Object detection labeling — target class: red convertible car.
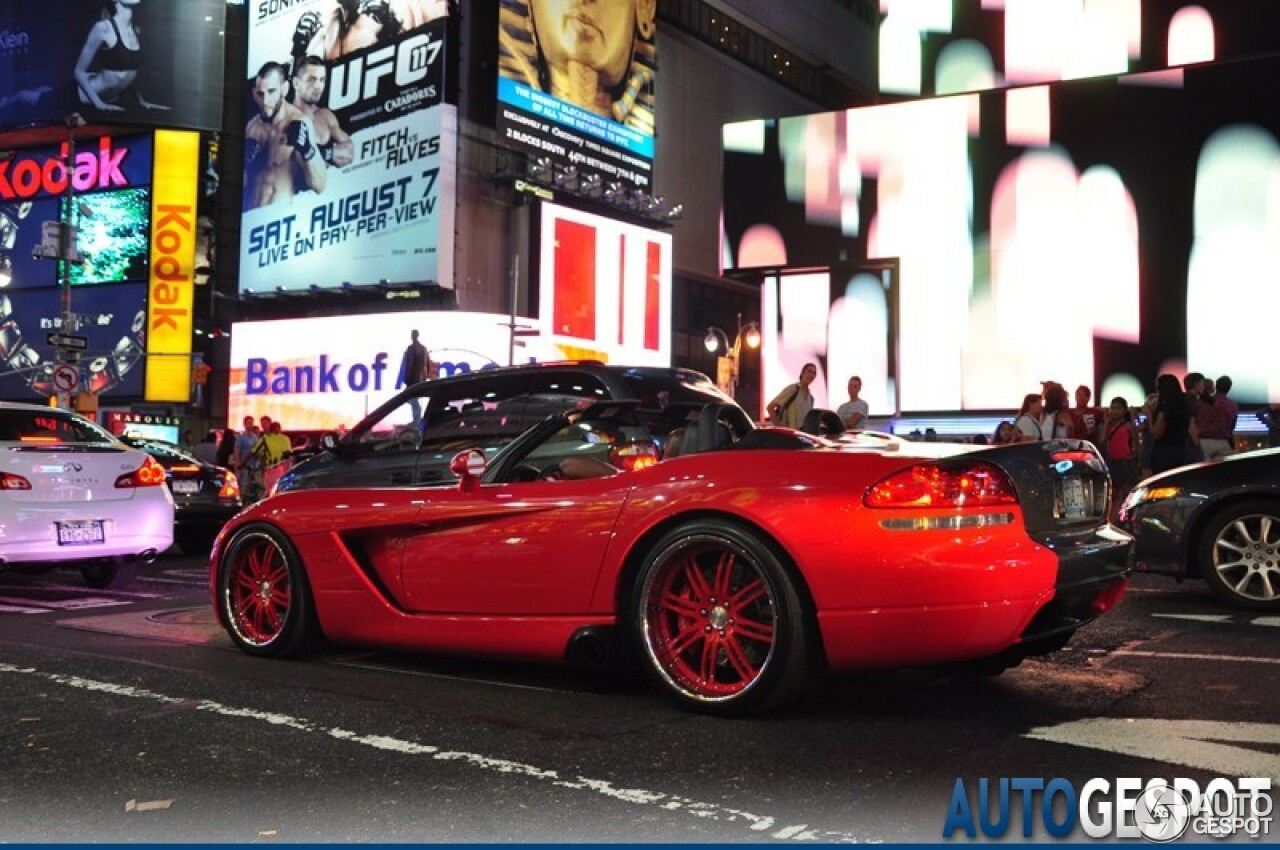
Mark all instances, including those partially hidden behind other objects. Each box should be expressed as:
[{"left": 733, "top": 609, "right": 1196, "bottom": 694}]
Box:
[{"left": 210, "top": 397, "right": 1131, "bottom": 715}]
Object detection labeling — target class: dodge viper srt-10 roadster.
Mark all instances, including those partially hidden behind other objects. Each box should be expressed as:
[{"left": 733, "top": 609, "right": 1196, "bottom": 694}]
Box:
[{"left": 211, "top": 376, "right": 1131, "bottom": 715}]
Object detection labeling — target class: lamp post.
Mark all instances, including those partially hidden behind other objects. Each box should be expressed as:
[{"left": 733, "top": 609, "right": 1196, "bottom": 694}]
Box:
[{"left": 704, "top": 313, "right": 761, "bottom": 400}]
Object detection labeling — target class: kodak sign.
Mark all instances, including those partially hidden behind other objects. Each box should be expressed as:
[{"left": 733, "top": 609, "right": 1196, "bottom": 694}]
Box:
[{"left": 145, "top": 130, "right": 199, "bottom": 402}]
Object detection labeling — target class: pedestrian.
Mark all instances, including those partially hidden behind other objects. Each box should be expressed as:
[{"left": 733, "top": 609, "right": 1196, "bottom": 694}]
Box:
[
  {"left": 1041, "top": 381, "right": 1073, "bottom": 439},
  {"left": 192, "top": 430, "right": 219, "bottom": 465},
  {"left": 1014, "top": 393, "right": 1044, "bottom": 441},
  {"left": 1259, "top": 404, "right": 1280, "bottom": 449},
  {"left": 401, "top": 329, "right": 430, "bottom": 423},
  {"left": 992, "top": 421, "right": 1020, "bottom": 444},
  {"left": 234, "top": 416, "right": 262, "bottom": 501},
  {"left": 1151, "top": 373, "right": 1198, "bottom": 474},
  {"left": 215, "top": 428, "right": 237, "bottom": 470},
  {"left": 835, "top": 375, "right": 869, "bottom": 430},
  {"left": 766, "top": 363, "right": 817, "bottom": 429},
  {"left": 1070, "top": 384, "right": 1102, "bottom": 444},
  {"left": 1102, "top": 397, "right": 1139, "bottom": 516},
  {"left": 1206, "top": 375, "right": 1239, "bottom": 459}
]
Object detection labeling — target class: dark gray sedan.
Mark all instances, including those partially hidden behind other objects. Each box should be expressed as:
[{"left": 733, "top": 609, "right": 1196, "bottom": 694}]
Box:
[{"left": 1119, "top": 447, "right": 1280, "bottom": 611}]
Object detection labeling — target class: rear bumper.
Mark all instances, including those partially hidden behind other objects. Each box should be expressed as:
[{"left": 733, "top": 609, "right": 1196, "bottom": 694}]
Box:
[
  {"left": 0, "top": 497, "right": 173, "bottom": 565},
  {"left": 1018, "top": 524, "right": 1132, "bottom": 647},
  {"left": 174, "top": 501, "right": 242, "bottom": 532}
]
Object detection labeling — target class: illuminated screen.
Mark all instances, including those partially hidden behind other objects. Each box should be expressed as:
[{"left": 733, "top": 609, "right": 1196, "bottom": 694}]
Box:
[
  {"left": 496, "top": 0, "right": 656, "bottom": 191},
  {"left": 229, "top": 311, "right": 545, "bottom": 432},
  {"left": 120, "top": 423, "right": 180, "bottom": 444},
  {"left": 67, "top": 187, "right": 151, "bottom": 286},
  {"left": 240, "top": 4, "right": 454, "bottom": 292},
  {"left": 536, "top": 201, "right": 671, "bottom": 367},
  {"left": 878, "top": 0, "right": 1280, "bottom": 97},
  {"left": 723, "top": 53, "right": 1280, "bottom": 411}
]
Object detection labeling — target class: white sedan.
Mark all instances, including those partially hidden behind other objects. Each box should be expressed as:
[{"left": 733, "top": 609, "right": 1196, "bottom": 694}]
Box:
[{"left": 0, "top": 401, "right": 174, "bottom": 589}]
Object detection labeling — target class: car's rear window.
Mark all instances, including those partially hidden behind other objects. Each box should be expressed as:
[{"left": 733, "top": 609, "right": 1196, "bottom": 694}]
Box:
[{"left": 0, "top": 410, "right": 117, "bottom": 444}]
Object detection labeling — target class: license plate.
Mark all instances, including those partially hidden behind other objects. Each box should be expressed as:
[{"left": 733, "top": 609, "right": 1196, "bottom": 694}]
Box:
[
  {"left": 1059, "top": 477, "right": 1088, "bottom": 519},
  {"left": 56, "top": 520, "right": 105, "bottom": 546},
  {"left": 172, "top": 480, "right": 200, "bottom": 495}
]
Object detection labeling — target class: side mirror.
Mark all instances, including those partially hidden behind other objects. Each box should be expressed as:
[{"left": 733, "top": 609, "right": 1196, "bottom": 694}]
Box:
[{"left": 449, "top": 448, "right": 487, "bottom": 489}]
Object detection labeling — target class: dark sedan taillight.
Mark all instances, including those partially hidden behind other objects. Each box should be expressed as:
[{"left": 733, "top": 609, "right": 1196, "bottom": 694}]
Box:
[
  {"left": 217, "top": 467, "right": 241, "bottom": 501},
  {"left": 864, "top": 461, "right": 1019, "bottom": 509}
]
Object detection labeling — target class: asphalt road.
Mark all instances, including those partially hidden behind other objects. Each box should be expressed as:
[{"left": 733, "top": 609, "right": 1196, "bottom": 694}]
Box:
[{"left": 1, "top": 550, "right": 1277, "bottom": 843}]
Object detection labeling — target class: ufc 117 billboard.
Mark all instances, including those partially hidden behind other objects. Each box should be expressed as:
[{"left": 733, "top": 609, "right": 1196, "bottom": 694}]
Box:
[
  {"left": 0, "top": 0, "right": 225, "bottom": 132},
  {"left": 240, "top": 1, "right": 455, "bottom": 293},
  {"left": 497, "top": 0, "right": 657, "bottom": 190}
]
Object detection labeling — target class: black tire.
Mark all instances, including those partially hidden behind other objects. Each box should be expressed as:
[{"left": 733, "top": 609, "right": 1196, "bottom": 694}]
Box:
[
  {"left": 81, "top": 560, "right": 139, "bottom": 590},
  {"left": 1197, "top": 499, "right": 1280, "bottom": 611},
  {"left": 628, "top": 519, "right": 814, "bottom": 716},
  {"left": 216, "top": 523, "right": 318, "bottom": 657}
]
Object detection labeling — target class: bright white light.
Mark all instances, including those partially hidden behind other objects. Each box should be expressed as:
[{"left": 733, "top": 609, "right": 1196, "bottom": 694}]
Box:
[{"left": 1168, "top": 6, "right": 1215, "bottom": 66}]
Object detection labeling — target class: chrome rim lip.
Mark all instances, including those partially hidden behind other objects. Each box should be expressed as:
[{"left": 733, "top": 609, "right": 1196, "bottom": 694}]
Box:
[
  {"left": 222, "top": 530, "right": 290, "bottom": 648},
  {"left": 1212, "top": 513, "right": 1280, "bottom": 602},
  {"left": 639, "top": 534, "right": 777, "bottom": 704}
]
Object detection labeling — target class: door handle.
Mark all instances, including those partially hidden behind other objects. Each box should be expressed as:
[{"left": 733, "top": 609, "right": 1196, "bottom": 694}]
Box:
[{"left": 390, "top": 471, "right": 412, "bottom": 484}]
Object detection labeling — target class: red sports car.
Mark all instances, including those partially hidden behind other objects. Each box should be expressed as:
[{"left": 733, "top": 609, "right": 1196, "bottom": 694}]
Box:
[{"left": 210, "top": 400, "right": 1131, "bottom": 715}]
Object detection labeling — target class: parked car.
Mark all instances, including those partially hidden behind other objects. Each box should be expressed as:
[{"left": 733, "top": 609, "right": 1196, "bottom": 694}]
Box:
[
  {"left": 274, "top": 363, "right": 737, "bottom": 493},
  {"left": 119, "top": 435, "right": 242, "bottom": 554},
  {"left": 0, "top": 401, "right": 173, "bottom": 589},
  {"left": 1119, "top": 447, "right": 1280, "bottom": 611},
  {"left": 211, "top": 396, "right": 1131, "bottom": 715}
]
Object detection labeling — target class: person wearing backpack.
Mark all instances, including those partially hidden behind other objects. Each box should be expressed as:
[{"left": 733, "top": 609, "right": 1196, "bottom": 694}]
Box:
[{"left": 767, "top": 363, "right": 817, "bottom": 429}]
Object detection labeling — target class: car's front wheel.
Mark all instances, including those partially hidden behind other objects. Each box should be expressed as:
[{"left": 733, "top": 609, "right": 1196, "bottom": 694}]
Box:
[
  {"left": 216, "top": 524, "right": 318, "bottom": 657},
  {"left": 1198, "top": 499, "right": 1280, "bottom": 611},
  {"left": 629, "top": 519, "right": 815, "bottom": 715}
]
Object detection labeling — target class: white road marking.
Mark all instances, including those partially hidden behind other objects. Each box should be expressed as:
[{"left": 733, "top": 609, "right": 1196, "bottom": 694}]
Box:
[
  {"left": 0, "top": 604, "right": 48, "bottom": 614},
  {"left": 0, "top": 596, "right": 133, "bottom": 612},
  {"left": 1026, "top": 718, "right": 1280, "bottom": 781},
  {"left": 0, "top": 662, "right": 866, "bottom": 843},
  {"left": 1113, "top": 650, "right": 1280, "bottom": 665},
  {"left": 1153, "top": 613, "right": 1232, "bottom": 624},
  {"left": 1255, "top": 617, "right": 1280, "bottom": 629}
]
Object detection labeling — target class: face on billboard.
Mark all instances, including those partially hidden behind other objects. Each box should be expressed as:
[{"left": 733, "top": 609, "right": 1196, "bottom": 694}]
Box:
[
  {"left": 250, "top": 66, "right": 287, "bottom": 122},
  {"left": 530, "top": 0, "right": 643, "bottom": 93}
]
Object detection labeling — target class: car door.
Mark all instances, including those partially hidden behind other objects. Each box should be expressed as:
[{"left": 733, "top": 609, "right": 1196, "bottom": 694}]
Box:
[{"left": 397, "top": 474, "right": 631, "bottom": 615}]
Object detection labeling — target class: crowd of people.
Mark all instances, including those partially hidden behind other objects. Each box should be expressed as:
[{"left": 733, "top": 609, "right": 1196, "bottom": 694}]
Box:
[{"left": 185, "top": 416, "right": 306, "bottom": 502}]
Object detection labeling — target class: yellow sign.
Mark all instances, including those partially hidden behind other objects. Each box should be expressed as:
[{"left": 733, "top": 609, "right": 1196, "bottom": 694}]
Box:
[{"left": 145, "top": 130, "right": 200, "bottom": 402}]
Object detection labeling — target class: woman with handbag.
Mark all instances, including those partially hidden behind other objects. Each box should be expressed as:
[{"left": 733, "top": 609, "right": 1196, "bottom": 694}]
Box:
[{"left": 767, "top": 363, "right": 817, "bottom": 429}]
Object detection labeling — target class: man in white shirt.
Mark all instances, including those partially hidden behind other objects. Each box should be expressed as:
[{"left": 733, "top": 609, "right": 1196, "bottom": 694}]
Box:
[{"left": 835, "top": 376, "right": 869, "bottom": 430}]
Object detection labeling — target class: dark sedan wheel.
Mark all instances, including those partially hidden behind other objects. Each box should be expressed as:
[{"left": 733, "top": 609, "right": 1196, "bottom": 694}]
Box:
[
  {"left": 1199, "top": 500, "right": 1280, "bottom": 611},
  {"left": 217, "top": 524, "right": 317, "bottom": 657},
  {"left": 631, "top": 520, "right": 813, "bottom": 715},
  {"left": 81, "top": 560, "right": 138, "bottom": 590}
]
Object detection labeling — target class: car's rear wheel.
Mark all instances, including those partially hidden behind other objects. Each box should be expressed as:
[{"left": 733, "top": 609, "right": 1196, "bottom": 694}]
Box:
[
  {"left": 217, "top": 524, "right": 317, "bottom": 657},
  {"left": 630, "top": 520, "right": 813, "bottom": 715},
  {"left": 1198, "top": 500, "right": 1280, "bottom": 611},
  {"left": 80, "top": 560, "right": 138, "bottom": 590}
]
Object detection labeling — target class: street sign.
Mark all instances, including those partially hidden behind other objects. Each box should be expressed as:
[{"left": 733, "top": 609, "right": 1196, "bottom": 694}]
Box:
[
  {"left": 46, "top": 332, "right": 88, "bottom": 351},
  {"left": 51, "top": 364, "right": 79, "bottom": 394}
]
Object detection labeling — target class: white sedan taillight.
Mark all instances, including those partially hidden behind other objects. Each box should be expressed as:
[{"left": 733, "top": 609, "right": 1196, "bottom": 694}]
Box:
[{"left": 115, "top": 455, "right": 167, "bottom": 488}]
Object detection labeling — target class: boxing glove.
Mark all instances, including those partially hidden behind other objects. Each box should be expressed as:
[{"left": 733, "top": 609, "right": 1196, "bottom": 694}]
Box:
[
  {"left": 293, "top": 10, "right": 322, "bottom": 57},
  {"left": 285, "top": 120, "right": 318, "bottom": 161}
]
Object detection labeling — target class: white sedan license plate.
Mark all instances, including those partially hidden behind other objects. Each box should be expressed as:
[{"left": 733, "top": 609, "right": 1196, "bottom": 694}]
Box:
[
  {"left": 56, "top": 520, "right": 105, "bottom": 546},
  {"left": 172, "top": 480, "right": 200, "bottom": 495},
  {"left": 1059, "top": 478, "right": 1088, "bottom": 519}
]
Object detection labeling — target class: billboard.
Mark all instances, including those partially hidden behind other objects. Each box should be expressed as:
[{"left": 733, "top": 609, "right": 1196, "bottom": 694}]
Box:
[
  {"left": 228, "top": 311, "right": 540, "bottom": 431},
  {"left": 145, "top": 130, "right": 200, "bottom": 403},
  {"left": 497, "top": 0, "right": 657, "bottom": 190},
  {"left": 0, "top": 0, "right": 225, "bottom": 131},
  {"left": 0, "top": 282, "right": 147, "bottom": 400},
  {"left": 722, "top": 54, "right": 1280, "bottom": 412},
  {"left": 536, "top": 201, "right": 671, "bottom": 367},
  {"left": 240, "top": 3, "right": 455, "bottom": 292}
]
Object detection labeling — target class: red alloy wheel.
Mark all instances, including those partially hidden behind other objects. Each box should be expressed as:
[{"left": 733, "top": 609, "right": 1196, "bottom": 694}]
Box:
[
  {"left": 224, "top": 532, "right": 293, "bottom": 647},
  {"left": 643, "top": 537, "right": 778, "bottom": 701}
]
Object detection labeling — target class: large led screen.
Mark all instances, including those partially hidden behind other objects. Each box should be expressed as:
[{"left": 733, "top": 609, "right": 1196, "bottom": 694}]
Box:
[
  {"left": 723, "top": 54, "right": 1280, "bottom": 412},
  {"left": 240, "top": 3, "right": 456, "bottom": 293},
  {"left": 879, "top": 0, "right": 1280, "bottom": 98},
  {"left": 0, "top": 0, "right": 225, "bottom": 131},
  {"left": 228, "top": 311, "right": 543, "bottom": 431},
  {"left": 0, "top": 282, "right": 147, "bottom": 400},
  {"left": 536, "top": 201, "right": 671, "bottom": 367},
  {"left": 497, "top": 0, "right": 657, "bottom": 191}
]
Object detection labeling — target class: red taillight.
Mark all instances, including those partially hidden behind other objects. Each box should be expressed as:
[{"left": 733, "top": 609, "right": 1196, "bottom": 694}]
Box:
[
  {"left": 169, "top": 464, "right": 201, "bottom": 474},
  {"left": 1051, "top": 450, "right": 1098, "bottom": 464},
  {"left": 864, "top": 461, "right": 1019, "bottom": 509},
  {"left": 115, "top": 455, "right": 167, "bottom": 488},
  {"left": 612, "top": 442, "right": 660, "bottom": 472},
  {"left": 217, "top": 467, "right": 240, "bottom": 501},
  {"left": 0, "top": 472, "right": 32, "bottom": 491}
]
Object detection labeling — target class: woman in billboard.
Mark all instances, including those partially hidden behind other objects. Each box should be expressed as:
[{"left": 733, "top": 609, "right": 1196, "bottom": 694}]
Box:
[
  {"left": 501, "top": 0, "right": 657, "bottom": 133},
  {"left": 73, "top": 0, "right": 169, "bottom": 113}
]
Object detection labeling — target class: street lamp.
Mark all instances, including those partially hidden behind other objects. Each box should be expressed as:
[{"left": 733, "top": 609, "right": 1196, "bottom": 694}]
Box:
[{"left": 704, "top": 313, "right": 761, "bottom": 399}]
